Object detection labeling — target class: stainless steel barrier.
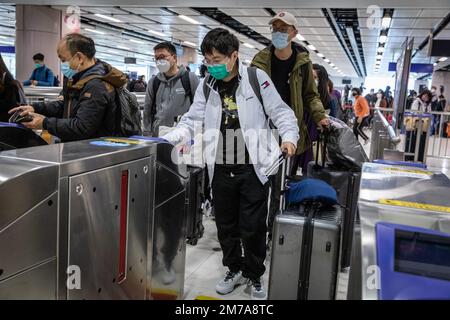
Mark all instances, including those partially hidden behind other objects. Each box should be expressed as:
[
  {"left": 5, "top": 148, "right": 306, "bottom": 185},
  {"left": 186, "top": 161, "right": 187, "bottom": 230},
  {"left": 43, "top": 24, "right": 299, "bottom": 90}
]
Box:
[
  {"left": 0, "top": 138, "right": 189, "bottom": 300},
  {"left": 402, "top": 110, "right": 450, "bottom": 165},
  {"left": 356, "top": 162, "right": 450, "bottom": 300},
  {"left": 23, "top": 87, "right": 63, "bottom": 104},
  {"left": 369, "top": 107, "right": 401, "bottom": 161}
]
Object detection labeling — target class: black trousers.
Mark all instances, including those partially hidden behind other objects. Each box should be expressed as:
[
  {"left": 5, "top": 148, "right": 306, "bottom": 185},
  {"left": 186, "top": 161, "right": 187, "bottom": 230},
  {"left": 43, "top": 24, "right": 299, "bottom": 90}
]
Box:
[
  {"left": 212, "top": 164, "right": 269, "bottom": 281},
  {"left": 268, "top": 170, "right": 282, "bottom": 241},
  {"left": 353, "top": 116, "right": 369, "bottom": 141}
]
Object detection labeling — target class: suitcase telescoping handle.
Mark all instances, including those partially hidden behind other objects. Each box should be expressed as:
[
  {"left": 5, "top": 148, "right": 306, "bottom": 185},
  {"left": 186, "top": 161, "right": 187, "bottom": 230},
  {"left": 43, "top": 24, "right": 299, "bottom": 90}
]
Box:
[
  {"left": 262, "top": 152, "right": 290, "bottom": 211},
  {"left": 314, "top": 129, "right": 329, "bottom": 169}
]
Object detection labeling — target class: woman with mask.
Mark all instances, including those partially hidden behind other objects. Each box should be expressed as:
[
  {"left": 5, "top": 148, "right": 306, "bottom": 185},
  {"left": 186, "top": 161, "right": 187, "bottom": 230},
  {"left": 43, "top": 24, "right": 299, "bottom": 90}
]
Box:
[
  {"left": 374, "top": 89, "right": 387, "bottom": 109},
  {"left": 143, "top": 41, "right": 200, "bottom": 136},
  {"left": 0, "top": 54, "right": 26, "bottom": 122},
  {"left": 411, "top": 89, "right": 432, "bottom": 112}
]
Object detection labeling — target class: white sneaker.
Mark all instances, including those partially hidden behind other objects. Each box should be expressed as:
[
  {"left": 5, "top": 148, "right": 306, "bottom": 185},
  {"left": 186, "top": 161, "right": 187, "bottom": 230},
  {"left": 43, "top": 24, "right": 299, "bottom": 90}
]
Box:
[
  {"left": 249, "top": 278, "right": 267, "bottom": 300},
  {"left": 161, "top": 266, "right": 176, "bottom": 285},
  {"left": 216, "top": 270, "right": 245, "bottom": 295}
]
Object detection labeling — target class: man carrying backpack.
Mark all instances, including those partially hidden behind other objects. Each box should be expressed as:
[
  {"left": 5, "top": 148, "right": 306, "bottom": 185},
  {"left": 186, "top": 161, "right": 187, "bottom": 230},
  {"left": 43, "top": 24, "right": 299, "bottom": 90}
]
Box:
[
  {"left": 162, "top": 28, "right": 299, "bottom": 300},
  {"left": 143, "top": 41, "right": 199, "bottom": 136},
  {"left": 9, "top": 33, "right": 129, "bottom": 142},
  {"left": 251, "top": 11, "right": 329, "bottom": 245}
]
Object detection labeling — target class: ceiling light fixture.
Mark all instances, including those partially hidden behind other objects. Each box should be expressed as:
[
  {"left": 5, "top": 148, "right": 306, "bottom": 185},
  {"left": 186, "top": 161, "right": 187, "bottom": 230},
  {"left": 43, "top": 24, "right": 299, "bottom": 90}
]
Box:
[
  {"left": 130, "top": 39, "right": 145, "bottom": 44},
  {"left": 317, "top": 53, "right": 324, "bottom": 58},
  {"left": 381, "top": 16, "right": 392, "bottom": 29},
  {"left": 438, "top": 57, "right": 448, "bottom": 62},
  {"left": 296, "top": 34, "right": 305, "bottom": 41},
  {"left": 183, "top": 41, "right": 197, "bottom": 47},
  {"left": 307, "top": 44, "right": 316, "bottom": 51},
  {"left": 94, "top": 13, "right": 123, "bottom": 23},
  {"left": 179, "top": 15, "right": 201, "bottom": 25},
  {"left": 243, "top": 42, "right": 255, "bottom": 49},
  {"left": 324, "top": 58, "right": 330, "bottom": 63},
  {"left": 85, "top": 28, "right": 105, "bottom": 35},
  {"left": 379, "top": 35, "right": 388, "bottom": 44},
  {"left": 148, "top": 30, "right": 166, "bottom": 37}
]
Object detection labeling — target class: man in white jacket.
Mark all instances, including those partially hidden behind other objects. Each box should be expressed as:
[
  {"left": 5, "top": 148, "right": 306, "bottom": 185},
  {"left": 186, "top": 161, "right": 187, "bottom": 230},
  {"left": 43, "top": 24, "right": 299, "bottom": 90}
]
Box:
[{"left": 162, "top": 28, "right": 299, "bottom": 300}]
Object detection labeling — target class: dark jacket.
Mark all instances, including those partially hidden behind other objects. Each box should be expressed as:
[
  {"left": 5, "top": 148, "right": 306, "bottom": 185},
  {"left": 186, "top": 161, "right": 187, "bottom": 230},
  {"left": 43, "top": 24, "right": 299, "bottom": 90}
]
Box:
[
  {"left": 252, "top": 43, "right": 326, "bottom": 154},
  {"left": 33, "top": 60, "right": 127, "bottom": 142},
  {"left": 0, "top": 72, "right": 26, "bottom": 122}
]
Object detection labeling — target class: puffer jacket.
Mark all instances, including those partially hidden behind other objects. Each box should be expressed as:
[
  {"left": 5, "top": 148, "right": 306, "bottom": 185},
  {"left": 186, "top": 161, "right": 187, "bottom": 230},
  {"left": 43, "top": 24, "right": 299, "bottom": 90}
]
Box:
[{"left": 33, "top": 60, "right": 127, "bottom": 142}]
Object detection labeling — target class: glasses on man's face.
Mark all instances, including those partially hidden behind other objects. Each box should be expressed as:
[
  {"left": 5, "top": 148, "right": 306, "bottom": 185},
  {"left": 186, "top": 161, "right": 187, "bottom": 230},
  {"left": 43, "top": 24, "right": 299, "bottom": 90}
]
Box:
[
  {"left": 202, "top": 56, "right": 230, "bottom": 67},
  {"left": 270, "top": 26, "right": 293, "bottom": 33},
  {"left": 153, "top": 54, "right": 173, "bottom": 62}
]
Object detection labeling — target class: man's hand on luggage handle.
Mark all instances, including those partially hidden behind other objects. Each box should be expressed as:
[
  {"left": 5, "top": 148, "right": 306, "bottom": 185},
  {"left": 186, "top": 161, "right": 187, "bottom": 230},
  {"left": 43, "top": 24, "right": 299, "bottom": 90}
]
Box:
[
  {"left": 318, "top": 117, "right": 330, "bottom": 131},
  {"left": 281, "top": 142, "right": 296, "bottom": 158}
]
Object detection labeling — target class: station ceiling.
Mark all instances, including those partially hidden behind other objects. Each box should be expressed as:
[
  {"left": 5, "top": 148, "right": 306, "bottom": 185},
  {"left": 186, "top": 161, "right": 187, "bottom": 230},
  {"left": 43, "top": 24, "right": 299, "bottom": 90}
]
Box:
[{"left": 0, "top": 4, "right": 449, "bottom": 80}]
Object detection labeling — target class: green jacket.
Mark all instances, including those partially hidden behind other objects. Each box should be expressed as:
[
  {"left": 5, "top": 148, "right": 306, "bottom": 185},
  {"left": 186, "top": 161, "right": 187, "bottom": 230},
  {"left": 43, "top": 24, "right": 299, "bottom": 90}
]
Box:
[{"left": 252, "top": 43, "right": 326, "bottom": 154}]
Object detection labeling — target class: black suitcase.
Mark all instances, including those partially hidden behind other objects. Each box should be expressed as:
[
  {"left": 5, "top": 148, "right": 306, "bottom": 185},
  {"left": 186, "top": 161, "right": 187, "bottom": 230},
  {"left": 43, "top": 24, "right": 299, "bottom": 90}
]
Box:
[
  {"left": 306, "top": 132, "right": 361, "bottom": 270},
  {"left": 307, "top": 162, "right": 360, "bottom": 270},
  {"left": 185, "top": 166, "right": 205, "bottom": 245}
]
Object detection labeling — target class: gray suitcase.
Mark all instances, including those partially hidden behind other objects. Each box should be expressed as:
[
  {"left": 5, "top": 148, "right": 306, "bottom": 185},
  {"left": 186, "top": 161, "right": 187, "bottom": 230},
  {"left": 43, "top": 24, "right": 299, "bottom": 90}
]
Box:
[{"left": 268, "top": 205, "right": 342, "bottom": 300}]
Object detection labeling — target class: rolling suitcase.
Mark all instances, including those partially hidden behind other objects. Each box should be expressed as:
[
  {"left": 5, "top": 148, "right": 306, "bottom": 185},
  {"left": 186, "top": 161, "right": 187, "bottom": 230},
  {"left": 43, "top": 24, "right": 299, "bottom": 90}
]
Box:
[
  {"left": 267, "top": 156, "right": 341, "bottom": 300},
  {"left": 185, "top": 166, "right": 205, "bottom": 245},
  {"left": 307, "top": 132, "right": 360, "bottom": 270},
  {"left": 268, "top": 205, "right": 342, "bottom": 300}
]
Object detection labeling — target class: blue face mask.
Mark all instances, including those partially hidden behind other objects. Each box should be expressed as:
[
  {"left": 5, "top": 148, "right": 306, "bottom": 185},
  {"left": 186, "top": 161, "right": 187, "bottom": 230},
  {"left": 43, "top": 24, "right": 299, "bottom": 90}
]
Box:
[
  {"left": 61, "top": 61, "right": 77, "bottom": 79},
  {"left": 272, "top": 32, "right": 290, "bottom": 49}
]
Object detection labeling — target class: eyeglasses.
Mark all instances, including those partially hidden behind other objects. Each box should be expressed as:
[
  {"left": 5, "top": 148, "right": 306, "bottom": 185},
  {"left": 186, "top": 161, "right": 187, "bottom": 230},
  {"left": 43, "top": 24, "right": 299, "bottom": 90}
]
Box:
[
  {"left": 270, "top": 26, "right": 294, "bottom": 33},
  {"left": 202, "top": 56, "right": 230, "bottom": 67},
  {"left": 153, "top": 54, "right": 173, "bottom": 62}
]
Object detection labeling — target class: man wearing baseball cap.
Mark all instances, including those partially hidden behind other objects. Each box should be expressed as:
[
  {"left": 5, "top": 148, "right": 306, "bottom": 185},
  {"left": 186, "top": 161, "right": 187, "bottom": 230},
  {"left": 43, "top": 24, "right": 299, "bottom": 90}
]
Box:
[{"left": 252, "top": 11, "right": 329, "bottom": 243}]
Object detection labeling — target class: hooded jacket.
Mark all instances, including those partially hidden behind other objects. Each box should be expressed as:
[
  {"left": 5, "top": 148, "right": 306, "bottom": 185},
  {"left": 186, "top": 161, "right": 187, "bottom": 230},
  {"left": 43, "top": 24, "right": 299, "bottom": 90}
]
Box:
[
  {"left": 143, "top": 65, "right": 199, "bottom": 136},
  {"left": 33, "top": 60, "right": 127, "bottom": 142},
  {"left": 252, "top": 43, "right": 326, "bottom": 154},
  {"left": 162, "top": 61, "right": 299, "bottom": 185}
]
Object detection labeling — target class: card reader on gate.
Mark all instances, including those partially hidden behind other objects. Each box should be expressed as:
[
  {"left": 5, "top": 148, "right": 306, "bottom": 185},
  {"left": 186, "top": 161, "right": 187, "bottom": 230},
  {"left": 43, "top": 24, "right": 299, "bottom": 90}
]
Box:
[{"left": 376, "top": 222, "right": 450, "bottom": 300}]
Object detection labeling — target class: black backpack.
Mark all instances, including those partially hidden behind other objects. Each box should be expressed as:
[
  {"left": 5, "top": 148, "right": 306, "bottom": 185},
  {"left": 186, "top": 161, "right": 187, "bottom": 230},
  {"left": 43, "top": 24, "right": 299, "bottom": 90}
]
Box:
[
  {"left": 150, "top": 71, "right": 193, "bottom": 120},
  {"left": 74, "top": 74, "right": 142, "bottom": 137},
  {"left": 114, "top": 87, "right": 143, "bottom": 136},
  {"left": 203, "top": 66, "right": 276, "bottom": 128},
  {"left": 42, "top": 68, "right": 60, "bottom": 87}
]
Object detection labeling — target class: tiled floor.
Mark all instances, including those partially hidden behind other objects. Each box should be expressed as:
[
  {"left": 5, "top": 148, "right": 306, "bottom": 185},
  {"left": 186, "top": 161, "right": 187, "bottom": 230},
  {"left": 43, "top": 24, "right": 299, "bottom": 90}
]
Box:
[{"left": 184, "top": 217, "right": 271, "bottom": 300}]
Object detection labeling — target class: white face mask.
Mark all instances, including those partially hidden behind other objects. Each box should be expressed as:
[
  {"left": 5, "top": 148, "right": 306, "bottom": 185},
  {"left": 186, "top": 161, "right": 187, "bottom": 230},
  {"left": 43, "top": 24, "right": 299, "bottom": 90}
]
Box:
[
  {"left": 376, "top": 93, "right": 382, "bottom": 99},
  {"left": 314, "top": 79, "right": 319, "bottom": 87},
  {"left": 156, "top": 59, "right": 171, "bottom": 73}
]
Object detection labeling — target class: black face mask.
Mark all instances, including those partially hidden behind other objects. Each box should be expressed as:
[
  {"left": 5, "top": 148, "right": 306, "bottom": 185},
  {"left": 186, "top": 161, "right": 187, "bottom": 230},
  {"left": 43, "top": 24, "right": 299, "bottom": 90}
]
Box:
[{"left": 352, "top": 92, "right": 357, "bottom": 97}]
